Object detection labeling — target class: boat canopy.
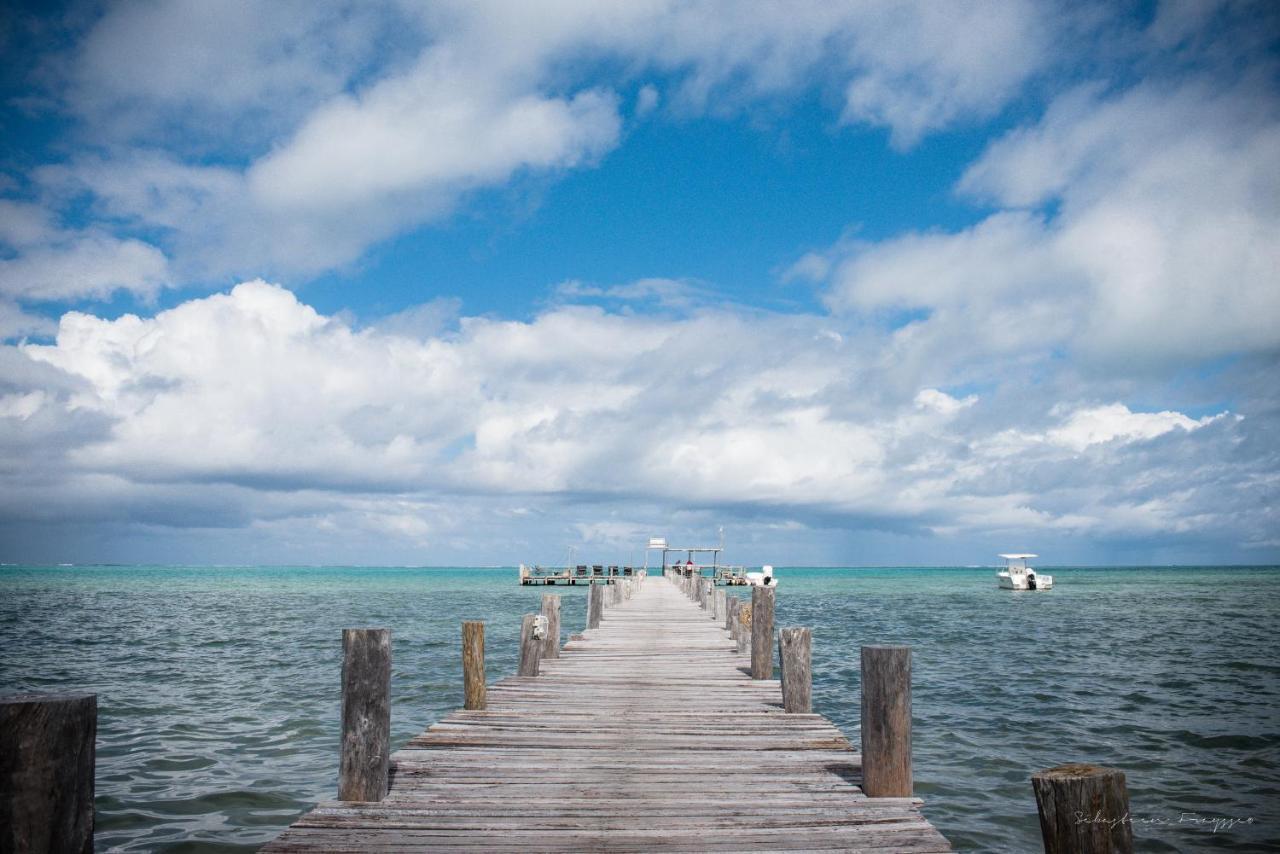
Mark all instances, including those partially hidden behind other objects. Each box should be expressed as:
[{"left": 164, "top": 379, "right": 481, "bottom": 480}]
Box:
[{"left": 998, "top": 553, "right": 1038, "bottom": 559}]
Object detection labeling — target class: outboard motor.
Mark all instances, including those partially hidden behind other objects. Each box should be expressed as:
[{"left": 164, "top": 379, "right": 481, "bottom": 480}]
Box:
[
  {"left": 763, "top": 565, "right": 774, "bottom": 586},
  {"left": 1027, "top": 571, "right": 1037, "bottom": 590}
]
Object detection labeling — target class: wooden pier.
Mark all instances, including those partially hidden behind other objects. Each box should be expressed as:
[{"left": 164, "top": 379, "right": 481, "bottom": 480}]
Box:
[{"left": 264, "top": 576, "right": 951, "bottom": 852}]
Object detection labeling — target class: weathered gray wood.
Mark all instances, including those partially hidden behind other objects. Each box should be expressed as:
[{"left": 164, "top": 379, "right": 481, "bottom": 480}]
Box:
[
  {"left": 861, "top": 645, "right": 911, "bottom": 797},
  {"left": 518, "top": 614, "right": 543, "bottom": 677},
  {"left": 587, "top": 582, "right": 604, "bottom": 629},
  {"left": 712, "top": 588, "right": 724, "bottom": 621},
  {"left": 339, "top": 628, "right": 391, "bottom": 802},
  {"left": 1032, "top": 764, "right": 1133, "bottom": 854},
  {"left": 726, "top": 596, "right": 739, "bottom": 635},
  {"left": 778, "top": 628, "right": 812, "bottom": 713},
  {"left": 750, "top": 586, "right": 775, "bottom": 679},
  {"left": 540, "top": 595, "right": 561, "bottom": 659},
  {"left": 462, "top": 621, "right": 486, "bottom": 711},
  {"left": 0, "top": 692, "right": 96, "bottom": 854},
  {"left": 736, "top": 602, "right": 751, "bottom": 654}
]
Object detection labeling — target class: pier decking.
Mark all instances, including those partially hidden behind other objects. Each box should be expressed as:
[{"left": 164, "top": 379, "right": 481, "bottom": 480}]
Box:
[{"left": 264, "top": 577, "right": 951, "bottom": 852}]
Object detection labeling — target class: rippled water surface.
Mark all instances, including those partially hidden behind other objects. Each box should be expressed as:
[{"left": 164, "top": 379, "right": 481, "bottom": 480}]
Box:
[{"left": 2, "top": 565, "right": 1277, "bottom": 852}]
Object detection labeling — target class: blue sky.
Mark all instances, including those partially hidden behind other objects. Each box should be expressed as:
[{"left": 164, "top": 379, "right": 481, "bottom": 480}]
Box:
[{"left": 1, "top": 1, "right": 1277, "bottom": 566}]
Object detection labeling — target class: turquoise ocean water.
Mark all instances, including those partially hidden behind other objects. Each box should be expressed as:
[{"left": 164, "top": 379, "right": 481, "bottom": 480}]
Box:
[{"left": 1, "top": 565, "right": 1277, "bottom": 852}]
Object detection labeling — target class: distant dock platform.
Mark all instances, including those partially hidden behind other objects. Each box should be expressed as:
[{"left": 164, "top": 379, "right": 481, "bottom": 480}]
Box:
[{"left": 518, "top": 564, "right": 639, "bottom": 585}]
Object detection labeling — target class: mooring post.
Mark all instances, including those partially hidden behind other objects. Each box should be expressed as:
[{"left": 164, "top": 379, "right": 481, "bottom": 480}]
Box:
[
  {"left": 703, "top": 579, "right": 714, "bottom": 609},
  {"left": 0, "top": 692, "right": 96, "bottom": 854},
  {"left": 462, "top": 621, "right": 486, "bottom": 710},
  {"left": 339, "top": 628, "right": 391, "bottom": 802},
  {"left": 587, "top": 581, "right": 603, "bottom": 629},
  {"left": 778, "top": 628, "right": 812, "bottom": 713},
  {"left": 860, "top": 644, "right": 911, "bottom": 797},
  {"left": 540, "top": 594, "right": 561, "bottom": 659},
  {"left": 713, "top": 588, "right": 726, "bottom": 621},
  {"left": 726, "top": 595, "right": 738, "bottom": 633},
  {"left": 1032, "top": 764, "right": 1134, "bottom": 854},
  {"left": 750, "top": 586, "right": 775, "bottom": 679},
  {"left": 518, "top": 614, "right": 543, "bottom": 677},
  {"left": 736, "top": 602, "right": 751, "bottom": 653}
]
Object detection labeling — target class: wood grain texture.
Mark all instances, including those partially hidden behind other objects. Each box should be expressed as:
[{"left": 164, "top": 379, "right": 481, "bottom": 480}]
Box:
[
  {"left": 267, "top": 578, "right": 949, "bottom": 852},
  {"left": 518, "top": 614, "right": 542, "bottom": 677},
  {"left": 0, "top": 692, "right": 96, "bottom": 854},
  {"left": 1032, "top": 764, "right": 1133, "bottom": 854},
  {"left": 586, "top": 582, "right": 603, "bottom": 630},
  {"left": 461, "top": 622, "right": 486, "bottom": 711},
  {"left": 750, "top": 586, "right": 775, "bottom": 680},
  {"left": 540, "top": 595, "right": 561, "bottom": 660},
  {"left": 339, "top": 629, "right": 391, "bottom": 802},
  {"left": 778, "top": 627, "right": 812, "bottom": 714},
  {"left": 860, "top": 645, "right": 911, "bottom": 798}
]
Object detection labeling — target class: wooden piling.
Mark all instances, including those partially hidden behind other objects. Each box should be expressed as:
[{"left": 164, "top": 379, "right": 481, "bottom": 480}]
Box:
[
  {"left": 339, "top": 628, "right": 391, "bottom": 802},
  {"left": 462, "top": 621, "right": 486, "bottom": 711},
  {"left": 587, "top": 581, "right": 603, "bottom": 629},
  {"left": 540, "top": 594, "right": 561, "bottom": 659},
  {"left": 726, "top": 595, "right": 738, "bottom": 633},
  {"left": 713, "top": 588, "right": 726, "bottom": 621},
  {"left": 750, "top": 586, "right": 775, "bottom": 679},
  {"left": 736, "top": 602, "right": 751, "bottom": 654},
  {"left": 778, "top": 628, "right": 812, "bottom": 713},
  {"left": 1032, "top": 764, "right": 1134, "bottom": 854},
  {"left": 860, "top": 644, "right": 911, "bottom": 797},
  {"left": 0, "top": 692, "right": 96, "bottom": 854},
  {"left": 518, "top": 614, "right": 543, "bottom": 677}
]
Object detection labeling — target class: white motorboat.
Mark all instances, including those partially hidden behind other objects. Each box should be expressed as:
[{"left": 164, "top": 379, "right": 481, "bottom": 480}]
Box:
[
  {"left": 744, "top": 565, "right": 775, "bottom": 587},
  {"left": 996, "top": 554, "right": 1052, "bottom": 590}
]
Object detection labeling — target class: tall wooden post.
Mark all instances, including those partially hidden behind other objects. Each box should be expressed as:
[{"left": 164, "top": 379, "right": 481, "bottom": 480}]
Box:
[
  {"left": 518, "top": 614, "right": 543, "bottom": 677},
  {"left": 540, "top": 594, "right": 561, "bottom": 659},
  {"left": 0, "top": 693, "right": 96, "bottom": 854},
  {"left": 778, "top": 628, "right": 812, "bottom": 713},
  {"left": 860, "top": 645, "right": 911, "bottom": 797},
  {"left": 750, "top": 586, "right": 775, "bottom": 679},
  {"left": 725, "top": 596, "right": 737, "bottom": 632},
  {"left": 736, "top": 603, "right": 751, "bottom": 654},
  {"left": 339, "top": 628, "right": 391, "bottom": 802},
  {"left": 713, "top": 589, "right": 726, "bottom": 621},
  {"left": 462, "top": 621, "right": 486, "bottom": 710},
  {"left": 587, "top": 582, "right": 603, "bottom": 629},
  {"left": 1032, "top": 764, "right": 1134, "bottom": 854}
]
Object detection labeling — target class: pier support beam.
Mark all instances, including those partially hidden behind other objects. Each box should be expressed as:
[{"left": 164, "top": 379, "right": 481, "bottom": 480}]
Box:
[
  {"left": 713, "top": 588, "right": 726, "bottom": 621},
  {"left": 735, "top": 601, "right": 750, "bottom": 653},
  {"left": 750, "top": 586, "right": 775, "bottom": 679},
  {"left": 587, "top": 582, "right": 603, "bottom": 629},
  {"left": 726, "top": 595, "right": 738, "bottom": 632},
  {"left": 778, "top": 628, "right": 812, "bottom": 713},
  {"left": 860, "top": 645, "right": 911, "bottom": 797},
  {"left": 518, "top": 614, "right": 543, "bottom": 677},
  {"left": 339, "top": 628, "right": 391, "bottom": 802},
  {"left": 0, "top": 692, "right": 96, "bottom": 854},
  {"left": 1032, "top": 764, "right": 1133, "bottom": 854},
  {"left": 462, "top": 621, "right": 486, "bottom": 710},
  {"left": 540, "top": 595, "right": 561, "bottom": 659}
]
